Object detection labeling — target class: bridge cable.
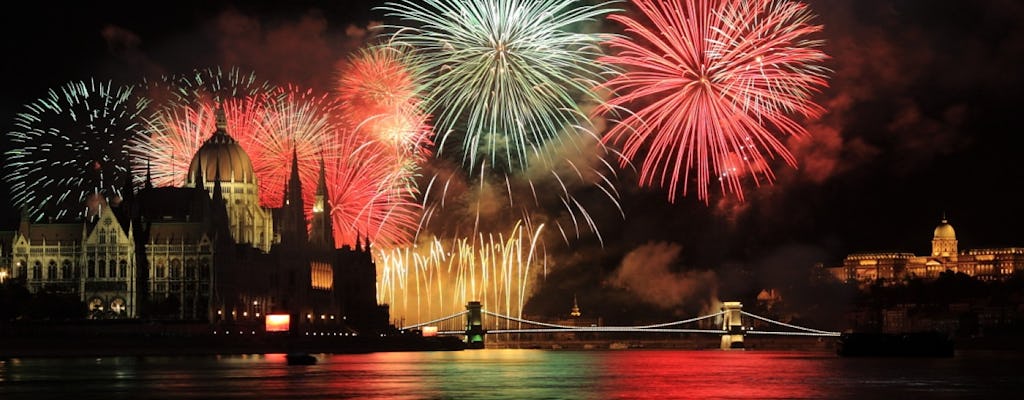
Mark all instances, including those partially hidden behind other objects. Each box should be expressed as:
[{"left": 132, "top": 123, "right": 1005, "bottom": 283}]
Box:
[
  {"left": 740, "top": 311, "right": 839, "bottom": 335},
  {"left": 400, "top": 310, "right": 470, "bottom": 331}
]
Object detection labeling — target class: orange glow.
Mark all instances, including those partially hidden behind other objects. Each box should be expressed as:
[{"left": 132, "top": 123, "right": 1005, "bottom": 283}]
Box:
[
  {"left": 421, "top": 326, "right": 438, "bottom": 337},
  {"left": 266, "top": 314, "right": 291, "bottom": 332}
]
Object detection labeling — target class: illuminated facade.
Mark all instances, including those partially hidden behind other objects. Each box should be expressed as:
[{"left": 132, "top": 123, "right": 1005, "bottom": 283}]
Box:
[
  {"left": 0, "top": 111, "right": 388, "bottom": 332},
  {"left": 187, "top": 112, "right": 274, "bottom": 252},
  {"left": 827, "top": 218, "right": 1024, "bottom": 284},
  {"left": 6, "top": 204, "right": 139, "bottom": 318}
]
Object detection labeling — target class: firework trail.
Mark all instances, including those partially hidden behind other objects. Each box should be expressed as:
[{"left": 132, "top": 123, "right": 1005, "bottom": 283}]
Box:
[
  {"left": 131, "top": 67, "right": 278, "bottom": 188},
  {"left": 599, "top": 0, "right": 830, "bottom": 203},
  {"left": 3, "top": 79, "right": 150, "bottom": 221},
  {"left": 377, "top": 221, "right": 545, "bottom": 325},
  {"left": 378, "top": 0, "right": 617, "bottom": 175}
]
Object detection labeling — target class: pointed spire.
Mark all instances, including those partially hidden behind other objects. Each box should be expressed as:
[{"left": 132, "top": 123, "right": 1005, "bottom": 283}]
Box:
[
  {"left": 215, "top": 103, "right": 227, "bottom": 131},
  {"left": 280, "top": 146, "right": 307, "bottom": 246},
  {"left": 212, "top": 157, "right": 224, "bottom": 202},
  {"left": 941, "top": 211, "right": 947, "bottom": 224},
  {"left": 121, "top": 168, "right": 135, "bottom": 204},
  {"left": 194, "top": 156, "right": 205, "bottom": 190},
  {"left": 310, "top": 154, "right": 334, "bottom": 249}
]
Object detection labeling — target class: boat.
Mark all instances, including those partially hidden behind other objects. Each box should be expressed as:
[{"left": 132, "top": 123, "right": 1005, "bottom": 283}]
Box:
[
  {"left": 286, "top": 352, "right": 318, "bottom": 365},
  {"left": 836, "top": 331, "right": 954, "bottom": 357}
]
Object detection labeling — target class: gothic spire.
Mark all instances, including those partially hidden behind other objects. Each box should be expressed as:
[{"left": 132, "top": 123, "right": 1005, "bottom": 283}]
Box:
[{"left": 310, "top": 154, "right": 334, "bottom": 249}]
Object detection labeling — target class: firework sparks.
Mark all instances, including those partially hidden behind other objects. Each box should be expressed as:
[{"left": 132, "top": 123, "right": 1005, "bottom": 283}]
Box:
[
  {"left": 377, "top": 221, "right": 545, "bottom": 325},
  {"left": 378, "top": 0, "right": 617, "bottom": 174},
  {"left": 324, "top": 124, "right": 423, "bottom": 248},
  {"left": 3, "top": 80, "right": 150, "bottom": 221},
  {"left": 337, "top": 44, "right": 433, "bottom": 159},
  {"left": 132, "top": 67, "right": 279, "bottom": 188},
  {"left": 241, "top": 86, "right": 343, "bottom": 208},
  {"left": 599, "top": 0, "right": 830, "bottom": 203}
]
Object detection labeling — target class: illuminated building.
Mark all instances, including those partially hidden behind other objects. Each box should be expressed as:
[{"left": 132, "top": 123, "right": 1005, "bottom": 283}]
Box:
[
  {"left": 0, "top": 109, "right": 388, "bottom": 333},
  {"left": 186, "top": 111, "right": 274, "bottom": 253},
  {"left": 826, "top": 217, "right": 1024, "bottom": 285}
]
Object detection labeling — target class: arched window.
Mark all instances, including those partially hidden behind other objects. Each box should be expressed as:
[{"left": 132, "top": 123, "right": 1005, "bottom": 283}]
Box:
[
  {"left": 97, "top": 259, "right": 106, "bottom": 278},
  {"left": 119, "top": 260, "right": 128, "bottom": 279},
  {"left": 156, "top": 260, "right": 166, "bottom": 278},
  {"left": 109, "top": 260, "right": 117, "bottom": 278},
  {"left": 170, "top": 259, "right": 181, "bottom": 279},
  {"left": 88, "top": 260, "right": 96, "bottom": 278},
  {"left": 185, "top": 259, "right": 196, "bottom": 279},
  {"left": 200, "top": 258, "right": 210, "bottom": 280},
  {"left": 110, "top": 298, "right": 127, "bottom": 316},
  {"left": 47, "top": 261, "right": 57, "bottom": 281},
  {"left": 17, "top": 261, "right": 26, "bottom": 278},
  {"left": 62, "top": 260, "right": 72, "bottom": 280},
  {"left": 32, "top": 262, "right": 42, "bottom": 280}
]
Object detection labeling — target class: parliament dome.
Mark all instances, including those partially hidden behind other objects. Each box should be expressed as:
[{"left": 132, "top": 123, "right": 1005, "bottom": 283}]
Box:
[
  {"left": 187, "top": 124, "right": 256, "bottom": 185},
  {"left": 933, "top": 219, "right": 956, "bottom": 240}
]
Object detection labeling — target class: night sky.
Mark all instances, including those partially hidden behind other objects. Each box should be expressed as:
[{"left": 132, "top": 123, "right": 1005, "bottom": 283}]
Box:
[{"left": 2, "top": 1, "right": 1022, "bottom": 315}]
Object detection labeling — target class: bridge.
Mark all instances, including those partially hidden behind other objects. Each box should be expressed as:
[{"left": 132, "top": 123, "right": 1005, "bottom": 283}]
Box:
[{"left": 400, "top": 301, "right": 840, "bottom": 350}]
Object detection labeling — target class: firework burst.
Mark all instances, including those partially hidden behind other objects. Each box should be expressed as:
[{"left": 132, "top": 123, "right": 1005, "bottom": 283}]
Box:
[
  {"left": 600, "top": 0, "right": 830, "bottom": 203},
  {"left": 323, "top": 126, "right": 423, "bottom": 248},
  {"left": 378, "top": 0, "right": 617, "bottom": 174},
  {"left": 336, "top": 43, "right": 435, "bottom": 187},
  {"left": 240, "top": 86, "right": 343, "bottom": 208},
  {"left": 131, "top": 67, "right": 278, "bottom": 188},
  {"left": 3, "top": 80, "right": 150, "bottom": 221}
]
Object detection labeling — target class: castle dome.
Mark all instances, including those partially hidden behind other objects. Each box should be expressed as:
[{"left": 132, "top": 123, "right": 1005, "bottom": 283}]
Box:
[
  {"left": 933, "top": 219, "right": 956, "bottom": 240},
  {"left": 187, "top": 114, "right": 256, "bottom": 185}
]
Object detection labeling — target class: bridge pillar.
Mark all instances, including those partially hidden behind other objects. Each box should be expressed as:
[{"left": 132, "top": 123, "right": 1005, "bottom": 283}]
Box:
[
  {"left": 720, "top": 302, "right": 745, "bottom": 350},
  {"left": 465, "top": 301, "right": 485, "bottom": 349}
]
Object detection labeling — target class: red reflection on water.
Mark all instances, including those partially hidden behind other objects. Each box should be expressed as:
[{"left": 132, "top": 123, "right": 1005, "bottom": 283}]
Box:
[{"left": 601, "top": 351, "right": 828, "bottom": 399}]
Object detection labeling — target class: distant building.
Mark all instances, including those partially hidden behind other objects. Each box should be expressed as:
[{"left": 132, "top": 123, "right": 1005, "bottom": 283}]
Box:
[
  {"left": 826, "top": 217, "right": 1024, "bottom": 285},
  {"left": 0, "top": 109, "right": 388, "bottom": 333}
]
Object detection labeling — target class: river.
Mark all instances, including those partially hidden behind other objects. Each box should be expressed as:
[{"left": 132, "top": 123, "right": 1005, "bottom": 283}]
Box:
[{"left": 1, "top": 349, "right": 1021, "bottom": 399}]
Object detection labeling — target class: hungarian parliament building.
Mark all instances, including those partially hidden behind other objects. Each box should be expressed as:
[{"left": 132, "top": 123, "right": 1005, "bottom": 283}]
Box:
[
  {"left": 826, "top": 218, "right": 1024, "bottom": 285},
  {"left": 0, "top": 111, "right": 387, "bottom": 333}
]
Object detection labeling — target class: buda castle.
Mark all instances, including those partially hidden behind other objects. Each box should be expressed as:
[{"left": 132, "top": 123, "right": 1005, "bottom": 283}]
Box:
[{"left": 827, "top": 217, "right": 1024, "bottom": 285}]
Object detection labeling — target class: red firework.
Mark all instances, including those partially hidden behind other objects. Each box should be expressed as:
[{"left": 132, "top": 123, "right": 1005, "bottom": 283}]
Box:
[
  {"left": 336, "top": 45, "right": 433, "bottom": 163},
  {"left": 237, "top": 87, "right": 342, "bottom": 209},
  {"left": 600, "top": 0, "right": 830, "bottom": 203},
  {"left": 138, "top": 98, "right": 264, "bottom": 188},
  {"left": 322, "top": 126, "right": 422, "bottom": 248}
]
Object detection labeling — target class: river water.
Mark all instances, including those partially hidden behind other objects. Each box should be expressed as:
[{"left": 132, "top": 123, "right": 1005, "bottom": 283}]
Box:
[{"left": 1, "top": 349, "right": 1021, "bottom": 399}]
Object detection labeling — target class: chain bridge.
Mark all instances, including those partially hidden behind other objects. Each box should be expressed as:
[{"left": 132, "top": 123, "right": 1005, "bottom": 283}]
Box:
[{"left": 400, "top": 301, "right": 840, "bottom": 349}]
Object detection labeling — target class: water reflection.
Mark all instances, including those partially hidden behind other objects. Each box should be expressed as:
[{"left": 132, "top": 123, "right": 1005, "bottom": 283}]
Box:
[{"left": 1, "top": 350, "right": 1021, "bottom": 399}]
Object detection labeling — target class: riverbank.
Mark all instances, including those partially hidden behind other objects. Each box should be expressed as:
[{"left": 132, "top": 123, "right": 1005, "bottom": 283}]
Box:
[
  {"left": 0, "top": 320, "right": 466, "bottom": 358},
  {"left": 483, "top": 335, "right": 836, "bottom": 351}
]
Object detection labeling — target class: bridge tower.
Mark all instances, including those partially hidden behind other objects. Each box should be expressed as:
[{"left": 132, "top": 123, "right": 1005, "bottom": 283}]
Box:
[
  {"left": 720, "top": 301, "right": 745, "bottom": 350},
  {"left": 465, "top": 301, "right": 485, "bottom": 349}
]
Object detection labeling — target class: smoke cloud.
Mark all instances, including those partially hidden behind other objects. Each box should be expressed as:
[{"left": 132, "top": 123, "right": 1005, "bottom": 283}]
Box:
[{"left": 608, "top": 242, "right": 718, "bottom": 312}]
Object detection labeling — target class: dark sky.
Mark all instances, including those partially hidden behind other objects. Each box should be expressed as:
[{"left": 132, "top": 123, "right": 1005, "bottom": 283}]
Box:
[{"left": 2, "top": 0, "right": 1023, "bottom": 313}]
